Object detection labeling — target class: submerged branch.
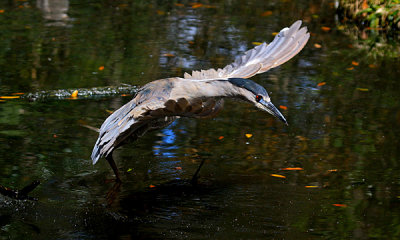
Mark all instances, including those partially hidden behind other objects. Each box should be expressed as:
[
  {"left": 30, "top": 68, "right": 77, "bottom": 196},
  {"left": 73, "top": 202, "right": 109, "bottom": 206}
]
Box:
[
  {"left": 0, "top": 181, "right": 40, "bottom": 201},
  {"left": 22, "top": 84, "right": 139, "bottom": 101}
]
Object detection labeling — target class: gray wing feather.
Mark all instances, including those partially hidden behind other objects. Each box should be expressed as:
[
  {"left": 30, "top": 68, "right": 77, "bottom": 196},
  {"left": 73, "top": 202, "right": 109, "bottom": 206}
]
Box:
[
  {"left": 91, "top": 100, "right": 138, "bottom": 164},
  {"left": 184, "top": 20, "right": 309, "bottom": 80},
  {"left": 91, "top": 79, "right": 175, "bottom": 164}
]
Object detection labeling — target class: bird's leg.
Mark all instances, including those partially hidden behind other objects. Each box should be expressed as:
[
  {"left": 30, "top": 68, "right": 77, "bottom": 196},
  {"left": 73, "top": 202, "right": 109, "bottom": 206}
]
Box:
[
  {"left": 106, "top": 154, "right": 121, "bottom": 182},
  {"left": 191, "top": 158, "right": 206, "bottom": 186}
]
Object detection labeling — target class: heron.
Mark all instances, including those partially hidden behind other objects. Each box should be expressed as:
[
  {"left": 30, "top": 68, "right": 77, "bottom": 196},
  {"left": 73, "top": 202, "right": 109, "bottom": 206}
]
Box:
[{"left": 91, "top": 20, "right": 309, "bottom": 182}]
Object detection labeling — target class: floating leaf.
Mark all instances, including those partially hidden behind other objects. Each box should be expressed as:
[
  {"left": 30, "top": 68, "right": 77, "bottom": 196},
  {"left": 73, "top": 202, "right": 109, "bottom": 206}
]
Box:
[
  {"left": 188, "top": 40, "right": 195, "bottom": 45},
  {"left": 98, "top": 66, "right": 104, "bottom": 71},
  {"left": 332, "top": 203, "right": 347, "bottom": 208},
  {"left": 0, "top": 96, "right": 20, "bottom": 99},
  {"left": 321, "top": 26, "right": 331, "bottom": 32},
  {"left": 351, "top": 61, "right": 359, "bottom": 66},
  {"left": 218, "top": 136, "right": 224, "bottom": 140},
  {"left": 245, "top": 133, "right": 253, "bottom": 138},
  {"left": 271, "top": 32, "right": 279, "bottom": 36},
  {"left": 279, "top": 105, "right": 287, "bottom": 110},
  {"left": 127, "top": 168, "right": 133, "bottom": 172},
  {"left": 317, "top": 82, "right": 326, "bottom": 87},
  {"left": 175, "top": 167, "right": 182, "bottom": 170},
  {"left": 305, "top": 185, "right": 318, "bottom": 188},
  {"left": 347, "top": 67, "right": 354, "bottom": 70},
  {"left": 368, "top": 64, "right": 377, "bottom": 68},
  {"left": 11, "top": 92, "right": 24, "bottom": 95},
  {"left": 149, "top": 184, "right": 156, "bottom": 188},
  {"left": 156, "top": 10, "right": 165, "bottom": 15},
  {"left": 261, "top": 10, "right": 273, "bottom": 17},
  {"left": 174, "top": 3, "right": 184, "bottom": 7},
  {"left": 163, "top": 53, "right": 175, "bottom": 57},
  {"left": 121, "top": 94, "right": 131, "bottom": 97},
  {"left": 327, "top": 169, "right": 338, "bottom": 172},
  {"left": 280, "top": 167, "right": 303, "bottom": 171},
  {"left": 0, "top": 10, "right": 4, "bottom": 13},
  {"left": 270, "top": 174, "right": 286, "bottom": 179},
  {"left": 105, "top": 109, "right": 114, "bottom": 114},
  {"left": 252, "top": 42, "right": 263, "bottom": 46},
  {"left": 53, "top": 134, "right": 58, "bottom": 138},
  {"left": 192, "top": 3, "right": 203, "bottom": 8},
  {"left": 314, "top": 43, "right": 322, "bottom": 48},
  {"left": 71, "top": 90, "right": 78, "bottom": 98},
  {"left": 356, "top": 88, "right": 369, "bottom": 91}
]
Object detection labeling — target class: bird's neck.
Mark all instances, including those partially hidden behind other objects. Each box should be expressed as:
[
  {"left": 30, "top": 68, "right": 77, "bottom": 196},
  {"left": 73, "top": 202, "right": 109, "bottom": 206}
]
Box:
[{"left": 172, "top": 79, "right": 241, "bottom": 100}]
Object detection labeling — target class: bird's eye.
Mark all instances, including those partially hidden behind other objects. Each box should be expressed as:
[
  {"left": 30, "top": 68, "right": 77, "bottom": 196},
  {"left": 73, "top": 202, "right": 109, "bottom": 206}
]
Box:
[{"left": 255, "top": 95, "right": 263, "bottom": 102}]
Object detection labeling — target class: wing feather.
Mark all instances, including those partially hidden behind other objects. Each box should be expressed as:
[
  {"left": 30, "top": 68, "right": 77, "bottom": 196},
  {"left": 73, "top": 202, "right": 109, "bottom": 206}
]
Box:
[{"left": 184, "top": 20, "right": 309, "bottom": 80}]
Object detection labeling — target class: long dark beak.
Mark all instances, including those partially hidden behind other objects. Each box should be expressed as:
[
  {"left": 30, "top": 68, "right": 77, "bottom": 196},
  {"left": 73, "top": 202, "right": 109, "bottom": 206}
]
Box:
[{"left": 260, "top": 99, "right": 288, "bottom": 125}]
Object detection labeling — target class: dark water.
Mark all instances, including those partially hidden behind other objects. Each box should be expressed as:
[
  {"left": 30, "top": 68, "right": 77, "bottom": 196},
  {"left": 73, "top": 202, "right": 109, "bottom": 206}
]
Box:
[{"left": 1, "top": 0, "right": 400, "bottom": 239}]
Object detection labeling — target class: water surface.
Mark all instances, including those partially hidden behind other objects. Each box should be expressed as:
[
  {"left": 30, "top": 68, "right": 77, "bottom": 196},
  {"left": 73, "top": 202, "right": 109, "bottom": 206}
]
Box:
[{"left": 1, "top": 0, "right": 400, "bottom": 239}]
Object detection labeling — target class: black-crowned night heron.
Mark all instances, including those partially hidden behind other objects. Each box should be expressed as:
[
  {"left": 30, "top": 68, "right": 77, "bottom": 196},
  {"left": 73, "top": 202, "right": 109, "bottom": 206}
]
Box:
[{"left": 92, "top": 20, "right": 309, "bottom": 182}]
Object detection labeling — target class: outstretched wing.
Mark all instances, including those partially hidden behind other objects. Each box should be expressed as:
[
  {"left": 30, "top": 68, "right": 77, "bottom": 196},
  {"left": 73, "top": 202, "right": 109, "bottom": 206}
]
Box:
[
  {"left": 183, "top": 20, "right": 309, "bottom": 80},
  {"left": 91, "top": 79, "right": 175, "bottom": 164}
]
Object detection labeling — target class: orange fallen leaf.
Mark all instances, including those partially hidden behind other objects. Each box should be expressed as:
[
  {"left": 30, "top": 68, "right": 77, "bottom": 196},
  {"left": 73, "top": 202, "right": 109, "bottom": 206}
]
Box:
[
  {"left": 271, "top": 32, "right": 279, "bottom": 36},
  {"left": 163, "top": 53, "right": 175, "bottom": 57},
  {"left": 0, "top": 100, "right": 5, "bottom": 102},
  {"left": 261, "top": 10, "right": 273, "bottom": 17},
  {"left": 11, "top": 92, "right": 24, "bottom": 95},
  {"left": 317, "top": 82, "right": 326, "bottom": 87},
  {"left": 98, "top": 66, "right": 104, "bottom": 71},
  {"left": 53, "top": 134, "right": 58, "bottom": 138},
  {"left": 321, "top": 26, "right": 331, "bottom": 32},
  {"left": 362, "top": 0, "right": 368, "bottom": 9},
  {"left": 270, "top": 174, "right": 286, "bottom": 179},
  {"left": 71, "top": 90, "right": 78, "bottom": 98},
  {"left": 252, "top": 42, "right": 263, "bottom": 46},
  {"left": 368, "top": 64, "right": 377, "bottom": 68},
  {"left": 332, "top": 203, "right": 347, "bottom": 208},
  {"left": 314, "top": 43, "right": 322, "bottom": 48},
  {"left": 149, "top": 184, "right": 156, "bottom": 188},
  {"left": 192, "top": 3, "right": 203, "bottom": 8},
  {"left": 0, "top": 96, "right": 20, "bottom": 99},
  {"left": 174, "top": 3, "right": 184, "bottom": 7},
  {"left": 305, "top": 185, "right": 318, "bottom": 188},
  {"left": 218, "top": 136, "right": 224, "bottom": 140},
  {"left": 351, "top": 61, "right": 359, "bottom": 66},
  {"left": 327, "top": 169, "right": 338, "bottom": 172},
  {"left": 279, "top": 105, "right": 287, "bottom": 110},
  {"left": 188, "top": 40, "right": 195, "bottom": 45},
  {"left": 156, "top": 10, "right": 165, "bottom": 15},
  {"left": 280, "top": 167, "right": 303, "bottom": 171},
  {"left": 121, "top": 94, "right": 131, "bottom": 97},
  {"left": 105, "top": 109, "right": 114, "bottom": 114},
  {"left": 0, "top": 10, "right": 4, "bottom": 13},
  {"left": 346, "top": 67, "right": 354, "bottom": 70},
  {"left": 175, "top": 167, "right": 182, "bottom": 170},
  {"left": 245, "top": 133, "right": 253, "bottom": 138}
]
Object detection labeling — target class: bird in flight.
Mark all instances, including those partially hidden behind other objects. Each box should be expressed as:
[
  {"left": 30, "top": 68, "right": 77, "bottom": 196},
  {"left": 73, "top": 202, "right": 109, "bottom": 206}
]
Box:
[{"left": 91, "top": 20, "right": 310, "bottom": 182}]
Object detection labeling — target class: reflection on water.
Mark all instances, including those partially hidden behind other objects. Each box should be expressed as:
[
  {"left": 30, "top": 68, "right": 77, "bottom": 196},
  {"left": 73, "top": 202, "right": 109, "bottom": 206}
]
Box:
[
  {"left": 37, "top": 0, "right": 71, "bottom": 26},
  {"left": 1, "top": 0, "right": 400, "bottom": 239}
]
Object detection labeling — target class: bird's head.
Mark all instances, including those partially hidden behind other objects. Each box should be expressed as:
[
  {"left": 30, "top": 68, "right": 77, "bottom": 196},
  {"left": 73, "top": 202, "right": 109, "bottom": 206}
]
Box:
[{"left": 227, "top": 78, "right": 287, "bottom": 125}]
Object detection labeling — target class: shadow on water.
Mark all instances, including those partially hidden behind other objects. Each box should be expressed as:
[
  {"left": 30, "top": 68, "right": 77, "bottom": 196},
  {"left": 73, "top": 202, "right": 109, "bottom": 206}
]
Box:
[{"left": 1, "top": 0, "right": 400, "bottom": 239}]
